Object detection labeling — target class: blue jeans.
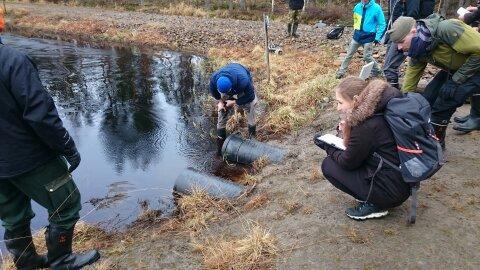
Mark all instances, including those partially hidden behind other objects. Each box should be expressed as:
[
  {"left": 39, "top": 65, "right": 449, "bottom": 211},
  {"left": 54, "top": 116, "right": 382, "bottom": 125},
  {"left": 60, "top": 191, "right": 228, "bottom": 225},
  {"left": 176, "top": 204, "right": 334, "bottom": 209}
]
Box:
[
  {"left": 382, "top": 40, "right": 407, "bottom": 85},
  {"left": 337, "top": 38, "right": 382, "bottom": 77}
]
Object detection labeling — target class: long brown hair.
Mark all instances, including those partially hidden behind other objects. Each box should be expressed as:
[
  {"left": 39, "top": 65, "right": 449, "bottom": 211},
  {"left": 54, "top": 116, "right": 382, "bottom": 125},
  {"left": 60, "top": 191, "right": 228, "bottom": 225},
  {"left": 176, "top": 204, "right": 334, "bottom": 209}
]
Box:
[{"left": 334, "top": 77, "right": 367, "bottom": 145}]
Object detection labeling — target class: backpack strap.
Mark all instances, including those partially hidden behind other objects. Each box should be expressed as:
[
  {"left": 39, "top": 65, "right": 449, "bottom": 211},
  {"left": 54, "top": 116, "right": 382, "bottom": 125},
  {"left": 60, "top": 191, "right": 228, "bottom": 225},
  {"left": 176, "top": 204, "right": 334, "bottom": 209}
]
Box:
[{"left": 373, "top": 152, "right": 401, "bottom": 172}]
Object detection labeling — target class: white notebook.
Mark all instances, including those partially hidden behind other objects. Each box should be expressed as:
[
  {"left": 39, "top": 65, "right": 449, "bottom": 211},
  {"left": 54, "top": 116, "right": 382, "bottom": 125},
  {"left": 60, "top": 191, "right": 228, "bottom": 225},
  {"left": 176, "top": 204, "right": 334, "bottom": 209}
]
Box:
[
  {"left": 359, "top": 61, "right": 374, "bottom": 80},
  {"left": 457, "top": 7, "right": 470, "bottom": 17},
  {"left": 316, "top": 134, "right": 346, "bottom": 150}
]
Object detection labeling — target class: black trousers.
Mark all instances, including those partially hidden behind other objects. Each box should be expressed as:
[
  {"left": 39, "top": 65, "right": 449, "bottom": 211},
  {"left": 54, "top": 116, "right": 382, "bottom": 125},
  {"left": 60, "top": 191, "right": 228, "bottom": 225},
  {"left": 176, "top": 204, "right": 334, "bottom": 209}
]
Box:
[
  {"left": 321, "top": 157, "right": 409, "bottom": 209},
  {"left": 422, "top": 71, "right": 480, "bottom": 124}
]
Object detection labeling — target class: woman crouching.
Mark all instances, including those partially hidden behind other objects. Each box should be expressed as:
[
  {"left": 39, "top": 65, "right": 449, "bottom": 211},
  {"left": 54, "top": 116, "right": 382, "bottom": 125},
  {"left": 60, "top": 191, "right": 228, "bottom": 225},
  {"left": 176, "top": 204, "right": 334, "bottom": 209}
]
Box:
[{"left": 317, "top": 77, "right": 410, "bottom": 220}]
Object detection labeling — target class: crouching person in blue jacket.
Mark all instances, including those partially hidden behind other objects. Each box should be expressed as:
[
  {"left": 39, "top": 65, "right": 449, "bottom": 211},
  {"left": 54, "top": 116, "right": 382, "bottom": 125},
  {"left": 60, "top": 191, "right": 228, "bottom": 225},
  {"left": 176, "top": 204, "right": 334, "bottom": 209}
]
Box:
[{"left": 210, "top": 63, "right": 258, "bottom": 155}]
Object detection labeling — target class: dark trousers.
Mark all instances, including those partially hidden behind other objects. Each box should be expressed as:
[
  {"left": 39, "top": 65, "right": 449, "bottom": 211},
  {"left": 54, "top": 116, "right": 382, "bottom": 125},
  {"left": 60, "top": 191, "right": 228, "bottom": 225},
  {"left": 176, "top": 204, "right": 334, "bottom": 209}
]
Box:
[
  {"left": 382, "top": 41, "right": 407, "bottom": 85},
  {"left": 0, "top": 157, "right": 81, "bottom": 231},
  {"left": 321, "top": 157, "right": 408, "bottom": 209},
  {"left": 422, "top": 71, "right": 480, "bottom": 124}
]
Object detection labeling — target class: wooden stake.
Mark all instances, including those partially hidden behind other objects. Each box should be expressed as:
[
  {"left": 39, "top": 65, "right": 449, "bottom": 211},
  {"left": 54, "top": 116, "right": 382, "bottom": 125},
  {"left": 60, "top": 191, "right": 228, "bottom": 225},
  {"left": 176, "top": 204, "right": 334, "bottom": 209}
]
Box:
[{"left": 263, "top": 14, "right": 271, "bottom": 83}]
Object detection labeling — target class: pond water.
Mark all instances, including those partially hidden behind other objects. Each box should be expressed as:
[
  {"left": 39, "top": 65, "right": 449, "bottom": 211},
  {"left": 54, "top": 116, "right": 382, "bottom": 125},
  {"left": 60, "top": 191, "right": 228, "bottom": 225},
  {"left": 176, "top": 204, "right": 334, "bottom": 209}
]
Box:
[{"left": 0, "top": 34, "right": 229, "bottom": 239}]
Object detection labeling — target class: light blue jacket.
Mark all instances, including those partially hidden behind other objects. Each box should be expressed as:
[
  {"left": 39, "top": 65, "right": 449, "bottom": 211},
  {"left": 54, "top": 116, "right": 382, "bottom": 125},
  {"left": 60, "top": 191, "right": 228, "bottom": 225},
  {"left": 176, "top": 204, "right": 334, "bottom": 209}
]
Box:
[{"left": 352, "top": 0, "right": 386, "bottom": 43}]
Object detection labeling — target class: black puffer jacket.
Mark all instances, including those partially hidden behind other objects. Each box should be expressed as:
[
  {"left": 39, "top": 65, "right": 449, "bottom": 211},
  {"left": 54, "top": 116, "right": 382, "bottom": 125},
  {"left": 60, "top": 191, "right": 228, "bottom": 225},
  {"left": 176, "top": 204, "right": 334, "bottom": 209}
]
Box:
[
  {"left": 289, "top": 0, "right": 304, "bottom": 10},
  {"left": 0, "top": 44, "right": 77, "bottom": 179},
  {"left": 388, "top": 0, "right": 435, "bottom": 24},
  {"left": 325, "top": 82, "right": 410, "bottom": 206}
]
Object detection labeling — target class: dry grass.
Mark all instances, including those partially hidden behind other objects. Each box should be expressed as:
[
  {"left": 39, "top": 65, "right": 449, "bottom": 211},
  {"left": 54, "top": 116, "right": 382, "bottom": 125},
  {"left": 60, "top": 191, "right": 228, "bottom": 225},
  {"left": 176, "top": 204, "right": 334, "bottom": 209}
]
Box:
[
  {"left": 283, "top": 200, "right": 302, "bottom": 215},
  {"left": 244, "top": 193, "right": 269, "bottom": 211},
  {"left": 177, "top": 187, "right": 229, "bottom": 232},
  {"left": 237, "top": 173, "right": 260, "bottom": 186},
  {"left": 252, "top": 156, "right": 270, "bottom": 173},
  {"left": 194, "top": 223, "right": 278, "bottom": 270},
  {"left": 1, "top": 255, "right": 15, "bottom": 270},
  {"left": 309, "top": 165, "right": 322, "bottom": 182},
  {"left": 345, "top": 227, "right": 369, "bottom": 244},
  {"left": 31, "top": 221, "right": 113, "bottom": 254}
]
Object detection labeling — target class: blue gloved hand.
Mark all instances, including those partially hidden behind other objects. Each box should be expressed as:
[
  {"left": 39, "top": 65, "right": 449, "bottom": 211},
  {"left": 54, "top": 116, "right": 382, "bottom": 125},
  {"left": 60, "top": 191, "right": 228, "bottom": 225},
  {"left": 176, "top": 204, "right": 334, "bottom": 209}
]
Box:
[{"left": 440, "top": 80, "right": 458, "bottom": 99}]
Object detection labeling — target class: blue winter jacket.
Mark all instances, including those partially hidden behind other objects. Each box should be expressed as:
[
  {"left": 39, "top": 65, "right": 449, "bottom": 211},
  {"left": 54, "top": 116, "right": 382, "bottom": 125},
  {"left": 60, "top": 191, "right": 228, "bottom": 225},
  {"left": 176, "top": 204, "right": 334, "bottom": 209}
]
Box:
[
  {"left": 352, "top": 0, "right": 386, "bottom": 44},
  {"left": 209, "top": 63, "right": 255, "bottom": 106},
  {"left": 0, "top": 44, "right": 77, "bottom": 178}
]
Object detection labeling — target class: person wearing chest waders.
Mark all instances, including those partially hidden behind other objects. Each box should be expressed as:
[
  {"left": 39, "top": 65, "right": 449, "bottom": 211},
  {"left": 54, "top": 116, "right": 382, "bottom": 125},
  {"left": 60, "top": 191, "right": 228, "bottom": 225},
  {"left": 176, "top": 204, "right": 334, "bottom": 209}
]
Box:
[
  {"left": 336, "top": 0, "right": 386, "bottom": 79},
  {"left": 0, "top": 43, "right": 100, "bottom": 269},
  {"left": 315, "top": 77, "right": 410, "bottom": 220},
  {"left": 210, "top": 63, "right": 258, "bottom": 156},
  {"left": 287, "top": 0, "right": 304, "bottom": 38},
  {"left": 389, "top": 15, "right": 480, "bottom": 149}
]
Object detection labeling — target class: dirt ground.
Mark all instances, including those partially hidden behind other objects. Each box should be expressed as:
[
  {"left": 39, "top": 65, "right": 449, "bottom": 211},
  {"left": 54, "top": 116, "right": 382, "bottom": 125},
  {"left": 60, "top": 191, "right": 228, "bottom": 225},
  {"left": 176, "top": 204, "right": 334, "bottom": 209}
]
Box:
[{"left": 2, "top": 2, "right": 480, "bottom": 270}]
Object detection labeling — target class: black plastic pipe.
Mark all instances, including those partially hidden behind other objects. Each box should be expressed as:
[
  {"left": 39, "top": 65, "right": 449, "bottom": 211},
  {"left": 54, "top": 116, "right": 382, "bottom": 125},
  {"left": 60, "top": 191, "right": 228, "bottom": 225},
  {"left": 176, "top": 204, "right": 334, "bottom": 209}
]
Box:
[
  {"left": 221, "top": 134, "right": 285, "bottom": 165},
  {"left": 174, "top": 168, "right": 245, "bottom": 199}
]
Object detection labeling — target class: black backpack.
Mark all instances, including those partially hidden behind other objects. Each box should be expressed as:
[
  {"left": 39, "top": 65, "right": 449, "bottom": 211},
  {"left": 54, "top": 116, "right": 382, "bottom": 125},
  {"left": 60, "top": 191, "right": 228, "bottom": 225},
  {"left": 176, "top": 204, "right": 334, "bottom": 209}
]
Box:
[
  {"left": 327, "top": 26, "right": 345, "bottom": 40},
  {"left": 372, "top": 92, "right": 444, "bottom": 224}
]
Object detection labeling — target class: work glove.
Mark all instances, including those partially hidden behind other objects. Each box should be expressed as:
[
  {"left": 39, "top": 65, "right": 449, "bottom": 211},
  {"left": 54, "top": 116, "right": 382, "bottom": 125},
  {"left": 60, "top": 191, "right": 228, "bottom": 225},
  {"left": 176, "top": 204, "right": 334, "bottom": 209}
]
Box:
[
  {"left": 64, "top": 148, "right": 81, "bottom": 173},
  {"left": 439, "top": 80, "right": 458, "bottom": 99}
]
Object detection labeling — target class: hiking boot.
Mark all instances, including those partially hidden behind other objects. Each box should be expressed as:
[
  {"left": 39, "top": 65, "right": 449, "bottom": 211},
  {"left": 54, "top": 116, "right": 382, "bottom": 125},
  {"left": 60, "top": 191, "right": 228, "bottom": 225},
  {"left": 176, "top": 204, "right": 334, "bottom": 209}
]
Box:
[
  {"left": 454, "top": 114, "right": 470, "bottom": 123},
  {"left": 291, "top": 23, "right": 299, "bottom": 38},
  {"left": 248, "top": 125, "right": 256, "bottom": 139},
  {"left": 4, "top": 224, "right": 49, "bottom": 270},
  {"left": 46, "top": 225, "right": 100, "bottom": 270},
  {"left": 217, "top": 128, "right": 227, "bottom": 156},
  {"left": 431, "top": 121, "right": 448, "bottom": 150},
  {"left": 346, "top": 202, "right": 389, "bottom": 220},
  {"left": 453, "top": 116, "right": 480, "bottom": 132},
  {"left": 454, "top": 95, "right": 480, "bottom": 125},
  {"left": 287, "top": 23, "right": 292, "bottom": 37}
]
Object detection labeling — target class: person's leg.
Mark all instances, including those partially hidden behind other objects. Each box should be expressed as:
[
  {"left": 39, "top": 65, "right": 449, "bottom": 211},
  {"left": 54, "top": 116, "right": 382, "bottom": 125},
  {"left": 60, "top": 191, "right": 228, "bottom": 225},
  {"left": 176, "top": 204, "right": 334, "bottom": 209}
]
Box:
[
  {"left": 422, "top": 70, "right": 449, "bottom": 106},
  {"left": 431, "top": 74, "right": 480, "bottom": 148},
  {"left": 0, "top": 180, "right": 48, "bottom": 269},
  {"left": 321, "top": 157, "right": 370, "bottom": 201},
  {"left": 363, "top": 42, "right": 383, "bottom": 77},
  {"left": 291, "top": 10, "right": 300, "bottom": 38},
  {"left": 382, "top": 41, "right": 407, "bottom": 88},
  {"left": 337, "top": 39, "right": 361, "bottom": 78},
  {"left": 239, "top": 97, "right": 258, "bottom": 138},
  {"left": 12, "top": 156, "right": 100, "bottom": 268}
]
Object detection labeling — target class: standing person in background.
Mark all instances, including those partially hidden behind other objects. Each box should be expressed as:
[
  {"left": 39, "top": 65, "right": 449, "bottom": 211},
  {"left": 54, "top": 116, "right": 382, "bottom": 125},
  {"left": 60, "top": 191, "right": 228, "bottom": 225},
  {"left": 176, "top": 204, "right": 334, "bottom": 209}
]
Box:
[
  {"left": 336, "top": 0, "right": 386, "bottom": 79},
  {"left": 210, "top": 63, "right": 258, "bottom": 156},
  {"left": 287, "top": 0, "right": 304, "bottom": 38},
  {"left": 454, "top": 1, "right": 480, "bottom": 133},
  {"left": 382, "top": 0, "right": 435, "bottom": 89}
]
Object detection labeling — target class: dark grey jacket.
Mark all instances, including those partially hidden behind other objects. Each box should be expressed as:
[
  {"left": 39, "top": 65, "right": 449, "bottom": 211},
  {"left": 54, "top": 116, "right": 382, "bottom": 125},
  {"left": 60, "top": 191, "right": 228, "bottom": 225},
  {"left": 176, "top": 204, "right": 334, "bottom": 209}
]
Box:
[
  {"left": 288, "top": 0, "right": 304, "bottom": 10},
  {"left": 0, "top": 44, "right": 77, "bottom": 179}
]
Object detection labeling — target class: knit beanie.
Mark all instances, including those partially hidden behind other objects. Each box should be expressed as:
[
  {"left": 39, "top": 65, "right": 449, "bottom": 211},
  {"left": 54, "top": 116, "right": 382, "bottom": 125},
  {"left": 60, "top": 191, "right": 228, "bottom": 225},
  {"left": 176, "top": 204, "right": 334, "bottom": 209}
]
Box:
[
  {"left": 387, "top": 16, "right": 416, "bottom": 43},
  {"left": 217, "top": 76, "right": 232, "bottom": 93}
]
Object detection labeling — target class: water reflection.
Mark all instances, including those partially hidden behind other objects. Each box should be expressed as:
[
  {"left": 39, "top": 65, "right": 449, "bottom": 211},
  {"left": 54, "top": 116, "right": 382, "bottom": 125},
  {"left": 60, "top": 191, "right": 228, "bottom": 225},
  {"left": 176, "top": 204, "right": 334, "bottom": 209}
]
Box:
[{"left": 1, "top": 35, "right": 216, "bottom": 233}]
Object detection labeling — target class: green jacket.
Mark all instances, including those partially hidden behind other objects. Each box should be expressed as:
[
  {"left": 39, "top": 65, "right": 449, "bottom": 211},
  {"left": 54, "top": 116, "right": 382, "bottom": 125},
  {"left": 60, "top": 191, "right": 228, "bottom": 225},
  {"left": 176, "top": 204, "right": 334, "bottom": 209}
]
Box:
[{"left": 403, "top": 14, "right": 480, "bottom": 92}]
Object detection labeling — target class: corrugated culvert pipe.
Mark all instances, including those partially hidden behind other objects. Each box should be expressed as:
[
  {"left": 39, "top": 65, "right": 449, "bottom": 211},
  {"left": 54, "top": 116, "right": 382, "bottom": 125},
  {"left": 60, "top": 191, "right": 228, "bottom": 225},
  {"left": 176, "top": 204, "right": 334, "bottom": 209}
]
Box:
[
  {"left": 174, "top": 168, "right": 245, "bottom": 199},
  {"left": 221, "top": 134, "right": 285, "bottom": 165}
]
